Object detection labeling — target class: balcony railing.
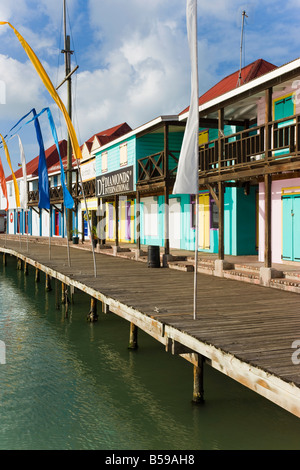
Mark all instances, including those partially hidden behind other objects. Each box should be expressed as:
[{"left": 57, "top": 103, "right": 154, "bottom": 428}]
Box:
[
  {"left": 137, "top": 150, "right": 180, "bottom": 183},
  {"left": 199, "top": 114, "right": 300, "bottom": 176},
  {"left": 28, "top": 182, "right": 80, "bottom": 206}
]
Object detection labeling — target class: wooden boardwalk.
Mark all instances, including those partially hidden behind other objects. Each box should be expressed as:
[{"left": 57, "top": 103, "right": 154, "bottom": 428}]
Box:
[{"left": 1, "top": 238, "right": 300, "bottom": 418}]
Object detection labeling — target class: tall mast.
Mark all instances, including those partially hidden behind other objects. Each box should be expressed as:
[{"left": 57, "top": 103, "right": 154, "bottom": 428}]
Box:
[
  {"left": 63, "top": 0, "right": 73, "bottom": 240},
  {"left": 237, "top": 10, "right": 248, "bottom": 87}
]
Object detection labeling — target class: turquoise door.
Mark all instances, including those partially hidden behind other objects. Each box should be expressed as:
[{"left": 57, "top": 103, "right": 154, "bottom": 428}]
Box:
[{"left": 282, "top": 195, "right": 300, "bottom": 261}]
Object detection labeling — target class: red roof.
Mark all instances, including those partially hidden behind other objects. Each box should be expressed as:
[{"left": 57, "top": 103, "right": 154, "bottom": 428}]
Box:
[
  {"left": 180, "top": 59, "right": 277, "bottom": 114},
  {"left": 85, "top": 122, "right": 132, "bottom": 148},
  {"left": 6, "top": 140, "right": 68, "bottom": 181}
]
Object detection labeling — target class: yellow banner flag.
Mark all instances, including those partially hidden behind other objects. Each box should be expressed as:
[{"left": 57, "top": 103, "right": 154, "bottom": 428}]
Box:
[
  {"left": 0, "top": 133, "right": 20, "bottom": 207},
  {"left": 0, "top": 21, "right": 82, "bottom": 161}
]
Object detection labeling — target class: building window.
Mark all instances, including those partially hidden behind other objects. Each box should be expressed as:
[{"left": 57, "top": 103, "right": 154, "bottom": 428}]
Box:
[
  {"left": 120, "top": 143, "right": 128, "bottom": 167},
  {"left": 102, "top": 151, "right": 108, "bottom": 173}
]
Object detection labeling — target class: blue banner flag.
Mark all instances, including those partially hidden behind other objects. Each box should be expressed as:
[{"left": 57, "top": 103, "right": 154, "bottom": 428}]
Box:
[{"left": 6, "top": 107, "right": 74, "bottom": 210}]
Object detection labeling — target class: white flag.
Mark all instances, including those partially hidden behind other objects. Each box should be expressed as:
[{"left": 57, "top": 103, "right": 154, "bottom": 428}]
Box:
[
  {"left": 17, "top": 135, "right": 27, "bottom": 210},
  {"left": 173, "top": 0, "right": 199, "bottom": 195}
]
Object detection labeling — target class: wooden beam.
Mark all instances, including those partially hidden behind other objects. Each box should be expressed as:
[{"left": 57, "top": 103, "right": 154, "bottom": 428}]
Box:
[
  {"left": 136, "top": 191, "right": 141, "bottom": 250},
  {"left": 218, "top": 181, "right": 224, "bottom": 260},
  {"left": 206, "top": 184, "right": 219, "bottom": 209},
  {"left": 264, "top": 173, "right": 272, "bottom": 268},
  {"left": 128, "top": 322, "right": 138, "bottom": 349},
  {"left": 115, "top": 195, "right": 119, "bottom": 247},
  {"left": 265, "top": 87, "right": 273, "bottom": 161}
]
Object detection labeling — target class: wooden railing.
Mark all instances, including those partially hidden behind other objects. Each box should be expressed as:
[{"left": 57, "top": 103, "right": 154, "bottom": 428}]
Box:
[
  {"left": 137, "top": 150, "right": 180, "bottom": 183},
  {"left": 28, "top": 182, "right": 80, "bottom": 206},
  {"left": 199, "top": 114, "right": 300, "bottom": 176}
]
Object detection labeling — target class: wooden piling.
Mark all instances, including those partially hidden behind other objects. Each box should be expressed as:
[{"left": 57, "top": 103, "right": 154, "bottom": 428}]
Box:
[
  {"left": 17, "top": 258, "right": 22, "bottom": 270},
  {"left": 61, "top": 282, "right": 66, "bottom": 303},
  {"left": 35, "top": 268, "right": 40, "bottom": 283},
  {"left": 45, "top": 274, "right": 52, "bottom": 292},
  {"left": 3, "top": 253, "right": 6, "bottom": 266},
  {"left": 24, "top": 261, "right": 28, "bottom": 275},
  {"left": 55, "top": 279, "right": 60, "bottom": 310},
  {"left": 87, "top": 297, "right": 98, "bottom": 322},
  {"left": 192, "top": 355, "right": 204, "bottom": 404},
  {"left": 128, "top": 322, "right": 138, "bottom": 350}
]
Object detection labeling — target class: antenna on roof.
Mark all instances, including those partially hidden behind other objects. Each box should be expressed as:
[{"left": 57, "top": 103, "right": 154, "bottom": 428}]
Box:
[{"left": 237, "top": 10, "right": 248, "bottom": 87}]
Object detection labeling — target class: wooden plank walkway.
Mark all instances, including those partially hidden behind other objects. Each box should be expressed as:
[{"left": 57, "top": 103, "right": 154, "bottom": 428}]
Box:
[{"left": 1, "top": 238, "right": 300, "bottom": 418}]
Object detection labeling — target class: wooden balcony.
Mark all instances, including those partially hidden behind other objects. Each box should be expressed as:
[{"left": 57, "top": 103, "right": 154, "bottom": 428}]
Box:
[
  {"left": 137, "top": 150, "right": 180, "bottom": 186},
  {"left": 199, "top": 114, "right": 300, "bottom": 183},
  {"left": 28, "top": 182, "right": 81, "bottom": 207},
  {"left": 137, "top": 113, "right": 300, "bottom": 188}
]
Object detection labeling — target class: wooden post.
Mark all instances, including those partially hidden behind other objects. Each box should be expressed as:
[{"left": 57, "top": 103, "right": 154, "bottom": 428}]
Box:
[
  {"left": 45, "top": 274, "right": 52, "bottom": 292},
  {"left": 128, "top": 322, "right": 138, "bottom": 350},
  {"left": 264, "top": 173, "right": 272, "bottom": 268},
  {"left": 87, "top": 297, "right": 98, "bottom": 322},
  {"left": 55, "top": 279, "right": 60, "bottom": 310},
  {"left": 218, "top": 108, "right": 224, "bottom": 171},
  {"left": 218, "top": 181, "right": 224, "bottom": 260},
  {"left": 62, "top": 282, "right": 66, "bottom": 303},
  {"left": 265, "top": 87, "right": 273, "bottom": 162},
  {"left": 35, "top": 268, "right": 40, "bottom": 283},
  {"left": 192, "top": 355, "right": 204, "bottom": 403},
  {"left": 115, "top": 195, "right": 119, "bottom": 248},
  {"left": 164, "top": 124, "right": 170, "bottom": 256},
  {"left": 17, "top": 258, "right": 22, "bottom": 270},
  {"left": 24, "top": 261, "right": 28, "bottom": 275},
  {"left": 3, "top": 253, "right": 6, "bottom": 266},
  {"left": 136, "top": 190, "right": 141, "bottom": 251}
]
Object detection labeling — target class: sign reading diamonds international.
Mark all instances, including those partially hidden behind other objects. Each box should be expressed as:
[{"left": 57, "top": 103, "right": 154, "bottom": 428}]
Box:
[{"left": 96, "top": 166, "right": 134, "bottom": 197}]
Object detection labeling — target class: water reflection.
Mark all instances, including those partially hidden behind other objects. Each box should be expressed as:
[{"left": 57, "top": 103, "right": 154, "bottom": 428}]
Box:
[{"left": 1, "top": 258, "right": 300, "bottom": 450}]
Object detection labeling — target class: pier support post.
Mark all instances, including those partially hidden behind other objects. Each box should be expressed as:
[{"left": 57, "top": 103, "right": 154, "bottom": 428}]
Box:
[
  {"left": 17, "top": 258, "right": 22, "bottom": 270},
  {"left": 24, "top": 261, "right": 28, "bottom": 275},
  {"left": 192, "top": 355, "right": 204, "bottom": 404},
  {"left": 128, "top": 322, "right": 138, "bottom": 350},
  {"left": 3, "top": 253, "right": 6, "bottom": 266},
  {"left": 35, "top": 268, "right": 40, "bottom": 283},
  {"left": 62, "top": 282, "right": 66, "bottom": 303},
  {"left": 45, "top": 274, "right": 52, "bottom": 292},
  {"left": 55, "top": 279, "right": 60, "bottom": 310},
  {"left": 87, "top": 297, "right": 98, "bottom": 322}
]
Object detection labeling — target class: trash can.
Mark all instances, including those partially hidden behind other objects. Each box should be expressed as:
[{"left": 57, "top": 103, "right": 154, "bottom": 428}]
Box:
[{"left": 147, "top": 245, "right": 160, "bottom": 268}]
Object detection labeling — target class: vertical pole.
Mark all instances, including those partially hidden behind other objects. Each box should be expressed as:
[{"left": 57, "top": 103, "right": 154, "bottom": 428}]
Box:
[
  {"left": 218, "top": 181, "right": 224, "bottom": 261},
  {"left": 88, "top": 297, "right": 98, "bottom": 322},
  {"left": 218, "top": 108, "right": 224, "bottom": 171},
  {"left": 164, "top": 124, "right": 170, "bottom": 256},
  {"left": 264, "top": 174, "right": 272, "bottom": 268},
  {"left": 265, "top": 87, "right": 273, "bottom": 162},
  {"left": 192, "top": 355, "right": 204, "bottom": 403},
  {"left": 115, "top": 195, "right": 119, "bottom": 248},
  {"left": 193, "top": 194, "right": 199, "bottom": 320},
  {"left": 45, "top": 274, "right": 52, "bottom": 292},
  {"left": 136, "top": 190, "right": 141, "bottom": 251},
  {"left": 128, "top": 322, "right": 138, "bottom": 350},
  {"left": 3, "top": 253, "right": 6, "bottom": 266},
  {"left": 24, "top": 261, "right": 28, "bottom": 275},
  {"left": 264, "top": 87, "right": 273, "bottom": 268},
  {"left": 63, "top": 0, "right": 73, "bottom": 241},
  {"left": 35, "top": 268, "right": 40, "bottom": 283},
  {"left": 62, "top": 282, "right": 66, "bottom": 303}
]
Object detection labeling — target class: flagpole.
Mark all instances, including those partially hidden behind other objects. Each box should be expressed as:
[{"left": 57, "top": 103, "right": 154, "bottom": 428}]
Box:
[
  {"left": 172, "top": 0, "right": 199, "bottom": 319},
  {"left": 193, "top": 191, "right": 199, "bottom": 320}
]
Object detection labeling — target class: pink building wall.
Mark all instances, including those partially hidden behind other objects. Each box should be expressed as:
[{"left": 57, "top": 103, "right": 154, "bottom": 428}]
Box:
[{"left": 259, "top": 178, "right": 300, "bottom": 264}]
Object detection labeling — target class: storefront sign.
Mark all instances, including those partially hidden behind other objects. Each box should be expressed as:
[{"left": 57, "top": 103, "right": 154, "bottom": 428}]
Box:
[
  {"left": 96, "top": 166, "right": 134, "bottom": 197},
  {"left": 81, "top": 159, "right": 96, "bottom": 182}
]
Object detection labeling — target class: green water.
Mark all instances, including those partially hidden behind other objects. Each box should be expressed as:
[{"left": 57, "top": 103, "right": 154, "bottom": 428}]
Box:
[{"left": 1, "top": 256, "right": 300, "bottom": 450}]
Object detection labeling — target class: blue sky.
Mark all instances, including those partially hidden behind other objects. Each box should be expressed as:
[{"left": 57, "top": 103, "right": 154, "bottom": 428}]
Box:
[{"left": 0, "top": 0, "right": 300, "bottom": 174}]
